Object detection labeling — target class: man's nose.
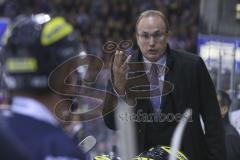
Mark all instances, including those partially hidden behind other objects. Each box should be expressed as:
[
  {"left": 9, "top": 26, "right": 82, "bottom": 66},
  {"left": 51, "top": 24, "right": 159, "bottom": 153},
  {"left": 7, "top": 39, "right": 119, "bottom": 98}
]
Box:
[{"left": 149, "top": 36, "right": 155, "bottom": 46}]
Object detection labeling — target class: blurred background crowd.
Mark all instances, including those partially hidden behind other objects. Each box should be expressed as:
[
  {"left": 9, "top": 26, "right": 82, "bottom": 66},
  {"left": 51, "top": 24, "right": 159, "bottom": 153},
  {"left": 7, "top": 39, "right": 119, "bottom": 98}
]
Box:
[{"left": 0, "top": 0, "right": 199, "bottom": 58}]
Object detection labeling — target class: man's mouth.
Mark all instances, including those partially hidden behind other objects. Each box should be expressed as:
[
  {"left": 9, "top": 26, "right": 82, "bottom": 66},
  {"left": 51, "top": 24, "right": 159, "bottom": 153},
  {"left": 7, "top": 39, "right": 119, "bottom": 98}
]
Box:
[{"left": 148, "top": 49, "right": 157, "bottom": 54}]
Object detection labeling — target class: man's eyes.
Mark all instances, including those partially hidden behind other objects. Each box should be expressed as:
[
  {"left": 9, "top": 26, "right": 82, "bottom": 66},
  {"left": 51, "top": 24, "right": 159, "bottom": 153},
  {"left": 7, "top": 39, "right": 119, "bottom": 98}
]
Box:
[{"left": 141, "top": 33, "right": 163, "bottom": 38}]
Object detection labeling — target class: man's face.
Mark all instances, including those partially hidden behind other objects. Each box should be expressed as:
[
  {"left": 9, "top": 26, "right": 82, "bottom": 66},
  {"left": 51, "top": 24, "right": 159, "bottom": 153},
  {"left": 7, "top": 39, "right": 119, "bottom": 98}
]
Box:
[
  {"left": 136, "top": 16, "right": 169, "bottom": 62},
  {"left": 220, "top": 106, "right": 228, "bottom": 118},
  {"left": 217, "top": 95, "right": 229, "bottom": 118}
]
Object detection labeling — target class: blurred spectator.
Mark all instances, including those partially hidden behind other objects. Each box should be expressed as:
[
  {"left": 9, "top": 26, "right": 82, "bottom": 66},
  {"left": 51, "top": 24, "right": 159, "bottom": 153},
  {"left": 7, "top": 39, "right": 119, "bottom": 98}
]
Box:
[{"left": 217, "top": 90, "right": 240, "bottom": 160}]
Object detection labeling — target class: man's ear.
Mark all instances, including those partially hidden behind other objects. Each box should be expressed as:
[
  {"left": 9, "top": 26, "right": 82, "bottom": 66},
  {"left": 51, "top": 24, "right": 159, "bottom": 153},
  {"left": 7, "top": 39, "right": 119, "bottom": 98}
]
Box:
[{"left": 165, "top": 30, "right": 171, "bottom": 41}]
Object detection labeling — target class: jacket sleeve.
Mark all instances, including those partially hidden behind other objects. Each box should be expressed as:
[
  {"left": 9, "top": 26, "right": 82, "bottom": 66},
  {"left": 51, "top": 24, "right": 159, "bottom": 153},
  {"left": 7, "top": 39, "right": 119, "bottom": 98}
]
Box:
[
  {"left": 197, "top": 58, "right": 227, "bottom": 160},
  {"left": 102, "top": 79, "right": 118, "bottom": 130},
  {"left": 226, "top": 133, "right": 240, "bottom": 160}
]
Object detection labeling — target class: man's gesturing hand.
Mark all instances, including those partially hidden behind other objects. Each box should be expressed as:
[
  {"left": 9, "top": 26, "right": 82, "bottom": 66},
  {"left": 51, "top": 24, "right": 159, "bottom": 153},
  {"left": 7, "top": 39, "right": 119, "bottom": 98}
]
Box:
[{"left": 112, "top": 50, "right": 131, "bottom": 95}]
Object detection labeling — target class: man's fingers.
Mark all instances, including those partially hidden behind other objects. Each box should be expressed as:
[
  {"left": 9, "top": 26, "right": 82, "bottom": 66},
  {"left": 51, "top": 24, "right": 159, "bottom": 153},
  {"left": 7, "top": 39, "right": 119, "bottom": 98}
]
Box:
[
  {"left": 113, "top": 52, "right": 130, "bottom": 81},
  {"left": 122, "top": 55, "right": 131, "bottom": 68},
  {"left": 114, "top": 51, "right": 128, "bottom": 66},
  {"left": 120, "top": 55, "right": 131, "bottom": 79},
  {"left": 113, "top": 50, "right": 120, "bottom": 66},
  {"left": 117, "top": 54, "right": 131, "bottom": 73},
  {"left": 118, "top": 51, "right": 128, "bottom": 66}
]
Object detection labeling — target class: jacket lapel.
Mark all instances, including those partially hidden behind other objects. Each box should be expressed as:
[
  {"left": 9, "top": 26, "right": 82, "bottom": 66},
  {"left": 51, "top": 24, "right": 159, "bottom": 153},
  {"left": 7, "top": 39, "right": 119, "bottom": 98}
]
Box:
[
  {"left": 160, "top": 46, "right": 175, "bottom": 113},
  {"left": 129, "top": 47, "right": 176, "bottom": 113}
]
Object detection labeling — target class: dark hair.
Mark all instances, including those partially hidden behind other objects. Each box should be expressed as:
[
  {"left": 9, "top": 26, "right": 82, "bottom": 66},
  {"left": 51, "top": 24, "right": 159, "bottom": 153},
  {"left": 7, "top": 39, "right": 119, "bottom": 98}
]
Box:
[{"left": 217, "top": 90, "right": 231, "bottom": 108}]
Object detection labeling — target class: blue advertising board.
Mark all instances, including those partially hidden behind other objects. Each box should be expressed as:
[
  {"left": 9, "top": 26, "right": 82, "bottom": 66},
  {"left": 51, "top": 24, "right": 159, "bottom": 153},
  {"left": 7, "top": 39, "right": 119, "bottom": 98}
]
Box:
[{"left": 198, "top": 34, "right": 240, "bottom": 71}]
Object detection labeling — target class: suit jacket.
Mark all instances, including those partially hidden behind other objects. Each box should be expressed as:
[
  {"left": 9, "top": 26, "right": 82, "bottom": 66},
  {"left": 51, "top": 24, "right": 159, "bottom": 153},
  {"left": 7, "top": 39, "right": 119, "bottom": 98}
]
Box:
[
  {"left": 223, "top": 116, "right": 240, "bottom": 160},
  {"left": 103, "top": 46, "right": 226, "bottom": 160}
]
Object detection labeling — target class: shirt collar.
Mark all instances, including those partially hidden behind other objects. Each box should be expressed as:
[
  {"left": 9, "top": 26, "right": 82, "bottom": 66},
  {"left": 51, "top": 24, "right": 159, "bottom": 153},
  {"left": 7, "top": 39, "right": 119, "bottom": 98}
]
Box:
[
  {"left": 143, "top": 54, "right": 167, "bottom": 72},
  {"left": 11, "top": 96, "right": 58, "bottom": 126}
]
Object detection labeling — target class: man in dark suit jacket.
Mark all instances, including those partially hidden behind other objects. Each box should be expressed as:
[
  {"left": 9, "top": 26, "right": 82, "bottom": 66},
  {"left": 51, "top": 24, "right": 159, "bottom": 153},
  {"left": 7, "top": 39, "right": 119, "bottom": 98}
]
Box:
[
  {"left": 217, "top": 90, "right": 240, "bottom": 160},
  {"left": 102, "top": 10, "right": 226, "bottom": 160}
]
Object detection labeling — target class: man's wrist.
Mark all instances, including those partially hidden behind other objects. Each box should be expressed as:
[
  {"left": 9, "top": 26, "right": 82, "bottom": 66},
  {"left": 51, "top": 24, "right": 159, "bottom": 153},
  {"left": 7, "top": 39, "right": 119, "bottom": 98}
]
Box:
[{"left": 113, "top": 85, "right": 126, "bottom": 96}]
